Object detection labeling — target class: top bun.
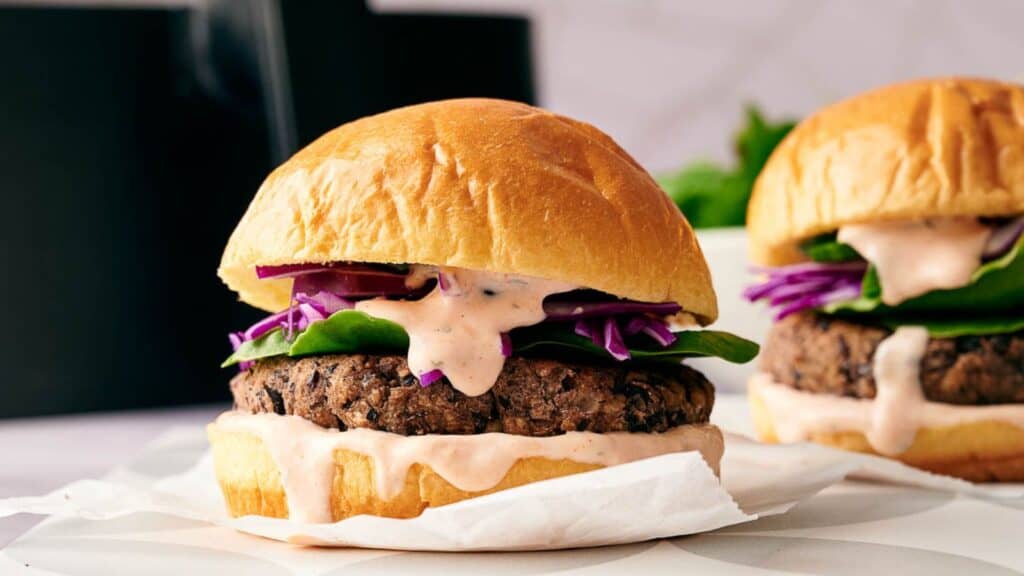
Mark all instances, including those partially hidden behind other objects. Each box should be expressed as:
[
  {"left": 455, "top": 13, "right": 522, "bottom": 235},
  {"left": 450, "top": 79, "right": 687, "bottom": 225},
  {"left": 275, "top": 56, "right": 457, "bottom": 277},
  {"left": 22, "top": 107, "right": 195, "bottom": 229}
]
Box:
[
  {"left": 748, "top": 78, "right": 1024, "bottom": 265},
  {"left": 219, "top": 98, "right": 717, "bottom": 323}
]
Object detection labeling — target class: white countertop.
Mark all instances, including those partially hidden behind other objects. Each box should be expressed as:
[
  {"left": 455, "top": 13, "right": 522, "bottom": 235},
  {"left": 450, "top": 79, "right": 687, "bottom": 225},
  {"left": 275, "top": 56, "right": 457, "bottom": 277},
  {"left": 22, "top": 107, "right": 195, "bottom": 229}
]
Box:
[{"left": 0, "top": 404, "right": 224, "bottom": 548}]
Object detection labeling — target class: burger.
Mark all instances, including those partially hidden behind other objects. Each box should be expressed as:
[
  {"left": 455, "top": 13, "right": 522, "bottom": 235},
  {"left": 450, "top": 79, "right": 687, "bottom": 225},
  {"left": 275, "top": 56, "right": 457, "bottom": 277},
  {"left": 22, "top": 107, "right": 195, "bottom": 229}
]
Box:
[
  {"left": 207, "top": 98, "right": 758, "bottom": 522},
  {"left": 744, "top": 78, "right": 1024, "bottom": 482}
]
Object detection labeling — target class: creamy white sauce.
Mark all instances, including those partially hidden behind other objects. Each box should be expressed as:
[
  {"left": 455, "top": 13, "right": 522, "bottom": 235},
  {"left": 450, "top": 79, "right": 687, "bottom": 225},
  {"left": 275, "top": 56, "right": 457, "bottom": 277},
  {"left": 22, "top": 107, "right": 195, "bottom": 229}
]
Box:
[
  {"left": 865, "top": 326, "right": 930, "bottom": 454},
  {"left": 837, "top": 218, "right": 991, "bottom": 305},
  {"left": 214, "top": 411, "right": 724, "bottom": 523},
  {"left": 667, "top": 311, "right": 701, "bottom": 331},
  {"left": 403, "top": 265, "right": 436, "bottom": 290},
  {"left": 751, "top": 327, "right": 1024, "bottom": 456},
  {"left": 357, "top": 267, "right": 574, "bottom": 397}
]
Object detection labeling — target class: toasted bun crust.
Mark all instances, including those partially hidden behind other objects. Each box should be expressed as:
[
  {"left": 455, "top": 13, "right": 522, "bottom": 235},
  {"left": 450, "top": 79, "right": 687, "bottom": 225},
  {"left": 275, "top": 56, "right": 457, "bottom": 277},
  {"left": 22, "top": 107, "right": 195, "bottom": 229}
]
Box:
[
  {"left": 749, "top": 78, "right": 1024, "bottom": 265},
  {"left": 219, "top": 98, "right": 716, "bottom": 322},
  {"left": 749, "top": 387, "right": 1024, "bottom": 482},
  {"left": 208, "top": 423, "right": 724, "bottom": 521}
]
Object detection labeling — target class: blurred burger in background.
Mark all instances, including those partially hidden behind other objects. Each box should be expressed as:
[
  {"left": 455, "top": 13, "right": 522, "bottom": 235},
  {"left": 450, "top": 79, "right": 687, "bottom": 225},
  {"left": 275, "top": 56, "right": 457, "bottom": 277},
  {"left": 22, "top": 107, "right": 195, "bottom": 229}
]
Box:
[
  {"left": 208, "top": 98, "right": 758, "bottom": 522},
  {"left": 745, "top": 78, "right": 1024, "bottom": 482}
]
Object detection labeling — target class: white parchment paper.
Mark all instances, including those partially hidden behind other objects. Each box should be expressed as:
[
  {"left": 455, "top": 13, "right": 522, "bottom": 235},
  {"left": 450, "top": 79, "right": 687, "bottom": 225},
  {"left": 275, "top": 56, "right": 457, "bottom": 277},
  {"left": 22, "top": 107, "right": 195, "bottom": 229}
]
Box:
[
  {"left": 0, "top": 428, "right": 1020, "bottom": 552},
  {"left": 0, "top": 447, "right": 750, "bottom": 551}
]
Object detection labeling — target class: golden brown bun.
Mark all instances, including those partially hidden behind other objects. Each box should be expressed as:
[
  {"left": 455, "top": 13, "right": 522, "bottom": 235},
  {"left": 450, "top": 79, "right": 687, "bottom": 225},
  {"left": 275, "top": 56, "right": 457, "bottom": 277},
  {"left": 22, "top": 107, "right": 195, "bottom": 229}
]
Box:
[
  {"left": 208, "top": 423, "right": 723, "bottom": 521},
  {"left": 748, "top": 77, "right": 1024, "bottom": 265},
  {"left": 749, "top": 387, "right": 1024, "bottom": 483},
  {"left": 219, "top": 98, "right": 716, "bottom": 322}
]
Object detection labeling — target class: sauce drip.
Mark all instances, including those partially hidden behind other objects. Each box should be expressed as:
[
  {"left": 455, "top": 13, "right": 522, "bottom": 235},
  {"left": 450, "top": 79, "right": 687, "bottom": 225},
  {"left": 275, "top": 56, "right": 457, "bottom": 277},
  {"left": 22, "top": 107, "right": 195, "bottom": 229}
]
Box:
[
  {"left": 752, "top": 328, "right": 1024, "bottom": 455},
  {"left": 214, "top": 411, "right": 724, "bottom": 523},
  {"left": 866, "top": 326, "right": 929, "bottom": 454},
  {"left": 356, "top": 267, "right": 574, "bottom": 397},
  {"left": 837, "top": 218, "right": 991, "bottom": 305}
]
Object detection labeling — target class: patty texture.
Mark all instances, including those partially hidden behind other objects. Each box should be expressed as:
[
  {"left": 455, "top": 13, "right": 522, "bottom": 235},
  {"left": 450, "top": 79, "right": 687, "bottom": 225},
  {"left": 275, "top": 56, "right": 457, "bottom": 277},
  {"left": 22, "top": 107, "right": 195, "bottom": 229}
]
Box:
[
  {"left": 760, "top": 312, "right": 1024, "bottom": 405},
  {"left": 231, "top": 354, "right": 714, "bottom": 436}
]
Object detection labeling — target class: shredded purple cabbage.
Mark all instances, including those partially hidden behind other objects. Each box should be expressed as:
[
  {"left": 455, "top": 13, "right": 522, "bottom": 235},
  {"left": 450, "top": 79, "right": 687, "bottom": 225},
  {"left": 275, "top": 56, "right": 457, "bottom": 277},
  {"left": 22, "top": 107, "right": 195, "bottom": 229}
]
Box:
[
  {"left": 573, "top": 319, "right": 592, "bottom": 339},
  {"left": 744, "top": 261, "right": 866, "bottom": 320},
  {"left": 572, "top": 314, "right": 677, "bottom": 356},
  {"left": 983, "top": 215, "right": 1024, "bottom": 259},
  {"left": 417, "top": 369, "right": 445, "bottom": 388},
  {"left": 622, "top": 314, "right": 678, "bottom": 346},
  {"left": 230, "top": 288, "right": 354, "bottom": 366},
  {"left": 638, "top": 318, "right": 678, "bottom": 346},
  {"left": 500, "top": 333, "right": 512, "bottom": 357},
  {"left": 601, "top": 317, "right": 630, "bottom": 361},
  {"left": 296, "top": 291, "right": 352, "bottom": 314},
  {"left": 437, "top": 270, "right": 456, "bottom": 294},
  {"left": 230, "top": 263, "right": 686, "bottom": 369},
  {"left": 293, "top": 272, "right": 411, "bottom": 298},
  {"left": 228, "top": 333, "right": 253, "bottom": 371},
  {"left": 256, "top": 262, "right": 403, "bottom": 279}
]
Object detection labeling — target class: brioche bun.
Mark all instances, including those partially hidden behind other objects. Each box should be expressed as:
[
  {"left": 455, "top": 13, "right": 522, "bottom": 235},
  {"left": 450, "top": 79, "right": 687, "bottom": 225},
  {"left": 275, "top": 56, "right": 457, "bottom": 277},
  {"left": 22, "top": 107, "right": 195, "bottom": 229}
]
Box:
[
  {"left": 749, "top": 383, "right": 1024, "bottom": 482},
  {"left": 748, "top": 77, "right": 1024, "bottom": 266},
  {"left": 207, "top": 421, "right": 724, "bottom": 521},
  {"left": 218, "top": 98, "right": 716, "bottom": 323}
]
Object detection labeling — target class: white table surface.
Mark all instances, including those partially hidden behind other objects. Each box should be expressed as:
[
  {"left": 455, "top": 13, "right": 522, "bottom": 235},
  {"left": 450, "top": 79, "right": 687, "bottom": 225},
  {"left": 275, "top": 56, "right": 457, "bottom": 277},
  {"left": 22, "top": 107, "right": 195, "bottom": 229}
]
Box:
[
  {"left": 3, "top": 398, "right": 1023, "bottom": 575},
  {"left": 0, "top": 403, "right": 225, "bottom": 548}
]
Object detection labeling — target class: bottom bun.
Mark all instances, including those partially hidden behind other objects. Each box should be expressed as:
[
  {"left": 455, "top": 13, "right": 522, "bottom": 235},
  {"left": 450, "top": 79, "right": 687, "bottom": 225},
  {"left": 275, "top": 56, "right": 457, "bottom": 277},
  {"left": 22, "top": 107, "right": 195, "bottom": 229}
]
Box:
[
  {"left": 749, "top": 386, "right": 1024, "bottom": 483},
  {"left": 207, "top": 420, "right": 723, "bottom": 521}
]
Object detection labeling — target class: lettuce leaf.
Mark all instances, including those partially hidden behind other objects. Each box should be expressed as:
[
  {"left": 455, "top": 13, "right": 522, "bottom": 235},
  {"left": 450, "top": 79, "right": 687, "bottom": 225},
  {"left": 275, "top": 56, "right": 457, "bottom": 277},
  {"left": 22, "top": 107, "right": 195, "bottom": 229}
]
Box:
[
  {"left": 222, "top": 329, "right": 292, "bottom": 366},
  {"left": 509, "top": 324, "right": 760, "bottom": 364},
  {"left": 876, "top": 315, "right": 1024, "bottom": 338},
  {"left": 826, "top": 233, "right": 1024, "bottom": 314},
  {"left": 222, "top": 310, "right": 760, "bottom": 367},
  {"left": 290, "top": 311, "right": 409, "bottom": 356},
  {"left": 819, "top": 233, "right": 1024, "bottom": 336},
  {"left": 222, "top": 311, "right": 407, "bottom": 367},
  {"left": 800, "top": 234, "right": 861, "bottom": 263}
]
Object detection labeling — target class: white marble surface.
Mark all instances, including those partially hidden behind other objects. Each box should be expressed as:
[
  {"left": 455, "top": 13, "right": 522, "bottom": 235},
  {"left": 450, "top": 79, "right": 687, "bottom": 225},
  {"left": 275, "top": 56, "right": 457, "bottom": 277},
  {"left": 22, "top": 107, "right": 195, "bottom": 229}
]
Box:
[
  {"left": 373, "top": 0, "right": 1024, "bottom": 173},
  {"left": 0, "top": 404, "right": 224, "bottom": 547}
]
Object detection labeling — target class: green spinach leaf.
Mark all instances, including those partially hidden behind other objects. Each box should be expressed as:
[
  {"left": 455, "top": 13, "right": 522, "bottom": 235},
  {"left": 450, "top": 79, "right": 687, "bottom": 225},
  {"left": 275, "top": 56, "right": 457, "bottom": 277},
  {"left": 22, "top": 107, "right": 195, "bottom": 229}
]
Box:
[
  {"left": 510, "top": 324, "right": 760, "bottom": 364},
  {"left": 800, "top": 234, "right": 862, "bottom": 263},
  {"left": 820, "top": 234, "right": 1024, "bottom": 336}
]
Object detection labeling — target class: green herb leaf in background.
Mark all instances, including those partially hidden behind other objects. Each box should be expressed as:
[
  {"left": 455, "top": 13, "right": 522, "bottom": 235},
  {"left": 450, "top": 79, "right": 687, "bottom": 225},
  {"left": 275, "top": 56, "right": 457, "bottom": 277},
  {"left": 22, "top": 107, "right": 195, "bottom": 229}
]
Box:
[{"left": 658, "top": 106, "right": 796, "bottom": 228}]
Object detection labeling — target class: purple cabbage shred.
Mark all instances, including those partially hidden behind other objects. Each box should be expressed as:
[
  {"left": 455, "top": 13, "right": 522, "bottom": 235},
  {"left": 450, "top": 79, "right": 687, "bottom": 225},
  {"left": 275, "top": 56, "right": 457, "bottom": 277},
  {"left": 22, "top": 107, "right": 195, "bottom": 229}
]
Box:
[{"left": 744, "top": 261, "right": 866, "bottom": 319}]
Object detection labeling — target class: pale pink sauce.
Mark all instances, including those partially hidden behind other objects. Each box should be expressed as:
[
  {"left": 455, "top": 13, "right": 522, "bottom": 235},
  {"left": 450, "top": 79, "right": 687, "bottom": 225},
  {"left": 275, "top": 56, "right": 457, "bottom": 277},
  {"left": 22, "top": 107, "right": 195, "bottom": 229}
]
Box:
[
  {"left": 866, "top": 326, "right": 931, "bottom": 453},
  {"left": 837, "top": 218, "right": 991, "bottom": 305},
  {"left": 214, "top": 411, "right": 724, "bottom": 523},
  {"left": 356, "top": 267, "right": 574, "bottom": 397},
  {"left": 751, "top": 328, "right": 1024, "bottom": 456}
]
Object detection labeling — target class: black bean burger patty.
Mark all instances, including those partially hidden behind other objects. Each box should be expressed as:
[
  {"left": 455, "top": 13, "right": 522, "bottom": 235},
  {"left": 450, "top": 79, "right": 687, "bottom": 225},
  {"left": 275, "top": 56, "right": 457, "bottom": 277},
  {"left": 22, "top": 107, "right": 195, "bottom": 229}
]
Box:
[
  {"left": 230, "top": 354, "right": 715, "bottom": 436},
  {"left": 760, "top": 312, "right": 1024, "bottom": 405}
]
